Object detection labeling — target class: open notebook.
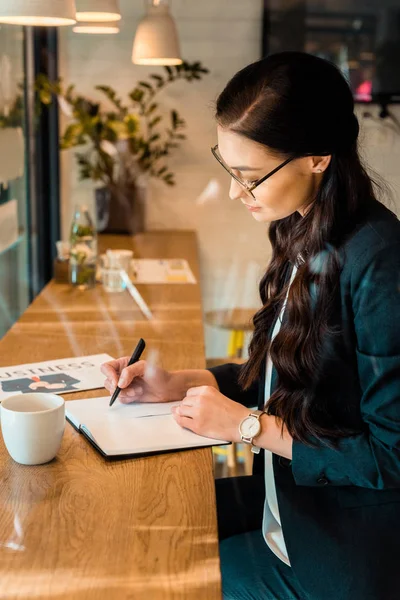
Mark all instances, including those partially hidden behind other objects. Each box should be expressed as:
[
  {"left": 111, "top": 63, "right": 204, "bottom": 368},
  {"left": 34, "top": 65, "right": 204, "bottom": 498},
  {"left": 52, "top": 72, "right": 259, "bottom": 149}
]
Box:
[{"left": 66, "top": 396, "right": 229, "bottom": 458}]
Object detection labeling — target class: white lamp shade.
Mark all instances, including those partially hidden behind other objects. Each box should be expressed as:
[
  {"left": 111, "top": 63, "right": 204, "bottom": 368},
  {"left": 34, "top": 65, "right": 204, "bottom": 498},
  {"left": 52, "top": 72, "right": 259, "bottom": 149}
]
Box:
[
  {"left": 132, "top": 3, "right": 182, "bottom": 66},
  {"left": 76, "top": 0, "right": 121, "bottom": 22},
  {"left": 73, "top": 21, "right": 119, "bottom": 33},
  {"left": 0, "top": 0, "right": 76, "bottom": 26}
]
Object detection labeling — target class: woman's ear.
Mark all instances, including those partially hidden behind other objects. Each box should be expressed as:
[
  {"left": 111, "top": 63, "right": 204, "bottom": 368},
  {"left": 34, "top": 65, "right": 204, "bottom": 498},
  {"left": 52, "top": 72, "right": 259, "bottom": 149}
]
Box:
[{"left": 311, "top": 155, "right": 331, "bottom": 174}]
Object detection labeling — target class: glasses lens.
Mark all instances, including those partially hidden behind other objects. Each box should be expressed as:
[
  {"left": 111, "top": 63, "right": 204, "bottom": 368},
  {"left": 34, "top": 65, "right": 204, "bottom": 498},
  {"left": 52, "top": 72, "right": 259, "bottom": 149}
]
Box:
[{"left": 212, "top": 146, "right": 254, "bottom": 197}]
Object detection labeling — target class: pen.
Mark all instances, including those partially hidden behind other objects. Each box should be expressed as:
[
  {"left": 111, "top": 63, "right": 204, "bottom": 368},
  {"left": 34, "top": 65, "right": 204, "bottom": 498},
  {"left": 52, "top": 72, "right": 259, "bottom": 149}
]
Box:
[{"left": 109, "top": 338, "right": 146, "bottom": 407}]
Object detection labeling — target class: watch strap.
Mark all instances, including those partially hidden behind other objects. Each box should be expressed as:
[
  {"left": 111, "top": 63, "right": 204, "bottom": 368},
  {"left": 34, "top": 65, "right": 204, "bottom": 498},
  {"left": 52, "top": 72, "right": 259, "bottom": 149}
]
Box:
[{"left": 240, "top": 409, "right": 266, "bottom": 447}]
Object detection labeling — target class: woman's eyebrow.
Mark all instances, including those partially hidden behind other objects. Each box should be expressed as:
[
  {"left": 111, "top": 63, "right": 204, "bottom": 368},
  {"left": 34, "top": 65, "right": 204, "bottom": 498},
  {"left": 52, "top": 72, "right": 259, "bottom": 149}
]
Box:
[{"left": 230, "top": 164, "right": 263, "bottom": 171}]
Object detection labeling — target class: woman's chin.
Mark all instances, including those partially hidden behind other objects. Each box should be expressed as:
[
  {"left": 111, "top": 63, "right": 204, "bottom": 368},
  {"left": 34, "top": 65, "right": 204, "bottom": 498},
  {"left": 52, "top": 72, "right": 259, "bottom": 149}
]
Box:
[
  {"left": 250, "top": 205, "right": 298, "bottom": 222},
  {"left": 249, "top": 209, "right": 270, "bottom": 222}
]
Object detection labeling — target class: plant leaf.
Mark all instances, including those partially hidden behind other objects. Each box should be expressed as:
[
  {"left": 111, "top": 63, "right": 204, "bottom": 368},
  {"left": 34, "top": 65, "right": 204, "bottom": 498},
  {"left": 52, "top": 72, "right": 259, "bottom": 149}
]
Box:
[
  {"left": 138, "top": 81, "right": 153, "bottom": 90},
  {"left": 149, "top": 115, "right": 162, "bottom": 129},
  {"left": 129, "top": 88, "right": 145, "bottom": 103},
  {"left": 60, "top": 122, "right": 85, "bottom": 149},
  {"left": 150, "top": 74, "right": 164, "bottom": 87},
  {"left": 145, "top": 102, "right": 158, "bottom": 116}
]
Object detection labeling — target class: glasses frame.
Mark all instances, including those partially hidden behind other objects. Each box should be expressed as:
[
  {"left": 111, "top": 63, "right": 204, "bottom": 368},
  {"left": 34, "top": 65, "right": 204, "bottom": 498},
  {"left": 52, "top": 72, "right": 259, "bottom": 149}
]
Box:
[
  {"left": 211, "top": 144, "right": 330, "bottom": 199},
  {"left": 211, "top": 144, "right": 296, "bottom": 199}
]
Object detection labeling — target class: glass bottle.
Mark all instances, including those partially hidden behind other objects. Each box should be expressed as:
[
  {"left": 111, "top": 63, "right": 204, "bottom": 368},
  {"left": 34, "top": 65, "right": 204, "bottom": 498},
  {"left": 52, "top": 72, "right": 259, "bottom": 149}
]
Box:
[{"left": 68, "top": 205, "right": 97, "bottom": 289}]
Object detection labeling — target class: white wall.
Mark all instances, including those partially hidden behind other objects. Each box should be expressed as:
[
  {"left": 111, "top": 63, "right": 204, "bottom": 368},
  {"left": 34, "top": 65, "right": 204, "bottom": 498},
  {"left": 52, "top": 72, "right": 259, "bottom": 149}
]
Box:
[
  {"left": 59, "top": 0, "right": 268, "bottom": 358},
  {"left": 59, "top": 1, "right": 400, "bottom": 359}
]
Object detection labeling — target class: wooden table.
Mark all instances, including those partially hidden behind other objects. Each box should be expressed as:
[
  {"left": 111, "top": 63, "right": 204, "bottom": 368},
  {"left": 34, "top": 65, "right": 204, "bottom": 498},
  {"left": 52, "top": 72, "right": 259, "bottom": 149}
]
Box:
[
  {"left": 205, "top": 308, "right": 256, "bottom": 332},
  {"left": 0, "top": 231, "right": 222, "bottom": 599}
]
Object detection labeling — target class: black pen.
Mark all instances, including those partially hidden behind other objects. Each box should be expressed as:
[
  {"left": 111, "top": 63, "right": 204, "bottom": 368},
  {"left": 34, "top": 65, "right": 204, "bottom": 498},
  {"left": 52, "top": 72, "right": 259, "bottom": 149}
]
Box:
[{"left": 109, "top": 338, "right": 146, "bottom": 407}]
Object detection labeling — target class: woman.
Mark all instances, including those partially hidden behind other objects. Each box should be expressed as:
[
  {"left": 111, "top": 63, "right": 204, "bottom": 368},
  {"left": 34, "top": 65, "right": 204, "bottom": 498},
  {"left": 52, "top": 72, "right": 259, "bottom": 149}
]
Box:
[{"left": 101, "top": 52, "right": 400, "bottom": 600}]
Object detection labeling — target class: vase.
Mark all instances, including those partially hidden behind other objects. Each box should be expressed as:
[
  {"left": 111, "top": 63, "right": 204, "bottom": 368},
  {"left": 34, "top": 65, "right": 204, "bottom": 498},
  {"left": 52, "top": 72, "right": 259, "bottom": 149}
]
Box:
[
  {"left": 69, "top": 205, "right": 97, "bottom": 290},
  {"left": 95, "top": 182, "right": 146, "bottom": 235}
]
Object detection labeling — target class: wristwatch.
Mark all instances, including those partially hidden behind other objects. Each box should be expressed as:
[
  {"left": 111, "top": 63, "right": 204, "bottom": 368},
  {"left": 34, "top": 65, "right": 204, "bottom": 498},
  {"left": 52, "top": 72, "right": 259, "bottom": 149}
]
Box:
[{"left": 238, "top": 410, "right": 266, "bottom": 454}]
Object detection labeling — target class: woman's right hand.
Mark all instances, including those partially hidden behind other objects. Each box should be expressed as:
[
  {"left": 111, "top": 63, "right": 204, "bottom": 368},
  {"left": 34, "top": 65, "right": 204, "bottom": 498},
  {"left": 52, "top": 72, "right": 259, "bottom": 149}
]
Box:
[{"left": 101, "top": 358, "right": 183, "bottom": 404}]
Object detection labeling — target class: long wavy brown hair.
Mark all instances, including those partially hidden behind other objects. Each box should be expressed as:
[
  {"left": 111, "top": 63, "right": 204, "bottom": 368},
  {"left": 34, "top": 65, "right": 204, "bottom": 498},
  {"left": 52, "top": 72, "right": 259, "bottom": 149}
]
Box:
[{"left": 216, "top": 52, "right": 378, "bottom": 446}]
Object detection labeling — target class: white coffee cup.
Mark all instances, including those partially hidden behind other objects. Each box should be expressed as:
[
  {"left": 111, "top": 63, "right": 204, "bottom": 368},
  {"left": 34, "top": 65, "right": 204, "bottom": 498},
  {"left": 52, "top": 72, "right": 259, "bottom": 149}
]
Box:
[{"left": 1, "top": 393, "right": 65, "bottom": 465}]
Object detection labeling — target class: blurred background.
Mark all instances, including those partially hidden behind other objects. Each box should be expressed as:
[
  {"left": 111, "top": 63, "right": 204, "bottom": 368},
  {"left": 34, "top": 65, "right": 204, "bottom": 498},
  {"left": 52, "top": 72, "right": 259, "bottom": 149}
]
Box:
[{"left": 1, "top": 0, "right": 400, "bottom": 358}]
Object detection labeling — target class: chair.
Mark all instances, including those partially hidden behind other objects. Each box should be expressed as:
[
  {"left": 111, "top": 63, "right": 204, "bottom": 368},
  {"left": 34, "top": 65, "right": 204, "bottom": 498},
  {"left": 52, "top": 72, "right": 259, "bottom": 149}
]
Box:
[
  {"left": 205, "top": 308, "right": 258, "bottom": 477},
  {"left": 205, "top": 308, "right": 256, "bottom": 358}
]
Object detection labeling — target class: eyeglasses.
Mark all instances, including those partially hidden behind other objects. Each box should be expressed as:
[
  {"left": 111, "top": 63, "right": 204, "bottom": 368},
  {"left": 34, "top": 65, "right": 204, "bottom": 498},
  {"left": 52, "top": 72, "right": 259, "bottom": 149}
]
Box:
[{"left": 211, "top": 144, "right": 296, "bottom": 199}]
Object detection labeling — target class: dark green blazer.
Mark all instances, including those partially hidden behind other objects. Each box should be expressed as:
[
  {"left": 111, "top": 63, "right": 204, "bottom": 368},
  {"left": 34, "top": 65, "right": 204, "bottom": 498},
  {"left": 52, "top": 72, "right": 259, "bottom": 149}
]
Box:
[{"left": 209, "top": 199, "right": 400, "bottom": 600}]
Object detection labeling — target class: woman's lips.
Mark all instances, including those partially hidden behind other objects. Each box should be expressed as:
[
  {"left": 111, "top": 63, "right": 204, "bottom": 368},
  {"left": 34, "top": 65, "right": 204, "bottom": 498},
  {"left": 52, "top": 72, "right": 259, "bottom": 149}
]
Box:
[{"left": 244, "top": 204, "right": 262, "bottom": 212}]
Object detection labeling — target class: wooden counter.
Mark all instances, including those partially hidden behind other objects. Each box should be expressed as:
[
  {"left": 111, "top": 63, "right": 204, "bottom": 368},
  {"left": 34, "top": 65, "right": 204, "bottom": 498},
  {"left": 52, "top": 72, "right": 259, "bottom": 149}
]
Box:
[{"left": 0, "top": 231, "right": 222, "bottom": 599}]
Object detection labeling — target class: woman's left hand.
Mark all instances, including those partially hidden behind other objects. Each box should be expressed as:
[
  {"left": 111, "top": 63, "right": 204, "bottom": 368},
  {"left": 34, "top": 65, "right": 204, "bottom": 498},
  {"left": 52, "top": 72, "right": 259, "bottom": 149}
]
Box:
[{"left": 171, "top": 385, "right": 249, "bottom": 442}]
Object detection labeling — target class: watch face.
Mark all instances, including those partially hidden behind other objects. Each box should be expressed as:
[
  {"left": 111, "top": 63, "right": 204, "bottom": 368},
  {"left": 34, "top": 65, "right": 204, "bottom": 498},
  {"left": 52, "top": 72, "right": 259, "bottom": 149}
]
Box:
[{"left": 240, "top": 416, "right": 261, "bottom": 438}]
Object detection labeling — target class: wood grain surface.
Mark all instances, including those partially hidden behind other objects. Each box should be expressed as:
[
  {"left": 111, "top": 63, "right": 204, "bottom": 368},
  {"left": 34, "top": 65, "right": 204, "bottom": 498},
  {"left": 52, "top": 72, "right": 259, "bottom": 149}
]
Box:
[
  {"left": 205, "top": 308, "right": 257, "bottom": 332},
  {"left": 0, "top": 231, "right": 222, "bottom": 599}
]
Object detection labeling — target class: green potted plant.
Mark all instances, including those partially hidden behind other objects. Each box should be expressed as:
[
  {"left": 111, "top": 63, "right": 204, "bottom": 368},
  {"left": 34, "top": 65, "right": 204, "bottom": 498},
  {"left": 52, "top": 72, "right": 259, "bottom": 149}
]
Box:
[{"left": 37, "top": 61, "right": 209, "bottom": 234}]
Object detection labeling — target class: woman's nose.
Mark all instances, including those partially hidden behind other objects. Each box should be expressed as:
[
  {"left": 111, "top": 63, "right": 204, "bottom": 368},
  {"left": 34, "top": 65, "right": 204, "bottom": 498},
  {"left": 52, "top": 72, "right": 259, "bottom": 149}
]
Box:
[{"left": 229, "top": 178, "right": 246, "bottom": 201}]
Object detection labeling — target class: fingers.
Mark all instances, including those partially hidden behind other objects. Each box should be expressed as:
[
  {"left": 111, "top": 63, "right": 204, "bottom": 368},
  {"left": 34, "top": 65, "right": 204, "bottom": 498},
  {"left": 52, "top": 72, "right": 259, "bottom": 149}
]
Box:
[
  {"left": 101, "top": 357, "right": 130, "bottom": 386},
  {"left": 171, "top": 403, "right": 195, "bottom": 418},
  {"left": 118, "top": 360, "right": 147, "bottom": 388},
  {"left": 172, "top": 411, "right": 197, "bottom": 433},
  {"left": 118, "top": 388, "right": 142, "bottom": 404},
  {"left": 102, "top": 358, "right": 147, "bottom": 389},
  {"left": 104, "top": 377, "right": 144, "bottom": 402},
  {"left": 104, "top": 378, "right": 113, "bottom": 393},
  {"left": 186, "top": 385, "right": 213, "bottom": 397}
]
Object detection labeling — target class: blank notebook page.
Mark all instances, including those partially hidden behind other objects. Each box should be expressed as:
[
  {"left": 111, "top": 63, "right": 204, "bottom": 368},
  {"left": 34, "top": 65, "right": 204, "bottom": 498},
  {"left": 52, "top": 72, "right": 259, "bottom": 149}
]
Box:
[{"left": 66, "top": 396, "right": 228, "bottom": 456}]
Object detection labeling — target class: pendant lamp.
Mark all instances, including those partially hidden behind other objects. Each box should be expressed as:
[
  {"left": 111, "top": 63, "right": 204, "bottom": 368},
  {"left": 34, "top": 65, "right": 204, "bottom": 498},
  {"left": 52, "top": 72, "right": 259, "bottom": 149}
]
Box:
[
  {"left": 73, "top": 21, "right": 119, "bottom": 34},
  {"left": 75, "top": 0, "right": 121, "bottom": 22},
  {"left": 132, "top": 0, "right": 182, "bottom": 66},
  {"left": 0, "top": 0, "right": 76, "bottom": 26}
]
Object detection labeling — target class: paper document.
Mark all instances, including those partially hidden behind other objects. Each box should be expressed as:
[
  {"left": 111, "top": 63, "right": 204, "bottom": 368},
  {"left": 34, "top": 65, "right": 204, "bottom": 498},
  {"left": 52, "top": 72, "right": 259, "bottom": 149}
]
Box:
[
  {"left": 131, "top": 259, "right": 196, "bottom": 284},
  {"left": 0, "top": 354, "right": 113, "bottom": 401}
]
